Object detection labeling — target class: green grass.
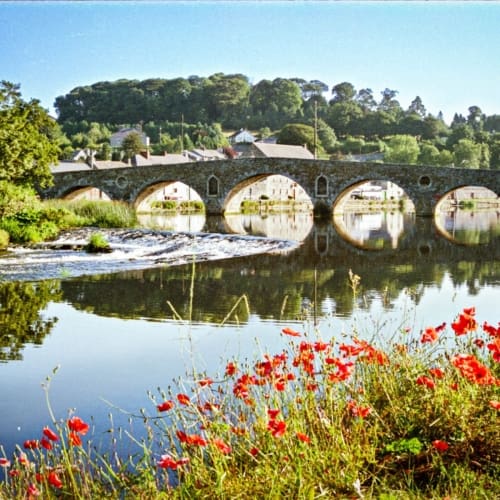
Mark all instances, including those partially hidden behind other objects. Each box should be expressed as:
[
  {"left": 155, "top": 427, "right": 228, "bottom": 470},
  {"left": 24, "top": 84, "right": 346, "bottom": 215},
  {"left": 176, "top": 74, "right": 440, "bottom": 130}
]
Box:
[{"left": 0, "top": 281, "right": 498, "bottom": 499}]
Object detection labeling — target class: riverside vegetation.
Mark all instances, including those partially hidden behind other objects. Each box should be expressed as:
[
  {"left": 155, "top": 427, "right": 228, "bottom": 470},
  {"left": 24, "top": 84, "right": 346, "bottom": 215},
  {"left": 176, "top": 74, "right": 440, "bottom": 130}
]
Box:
[{"left": 0, "top": 271, "right": 498, "bottom": 499}]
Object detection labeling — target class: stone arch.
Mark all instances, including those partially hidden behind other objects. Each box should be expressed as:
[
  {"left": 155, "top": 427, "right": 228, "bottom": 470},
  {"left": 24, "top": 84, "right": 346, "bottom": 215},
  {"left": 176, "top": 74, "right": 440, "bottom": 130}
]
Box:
[
  {"left": 223, "top": 173, "right": 313, "bottom": 214},
  {"left": 59, "top": 185, "right": 112, "bottom": 201},
  {"left": 332, "top": 179, "right": 416, "bottom": 214},
  {"left": 133, "top": 180, "right": 203, "bottom": 211}
]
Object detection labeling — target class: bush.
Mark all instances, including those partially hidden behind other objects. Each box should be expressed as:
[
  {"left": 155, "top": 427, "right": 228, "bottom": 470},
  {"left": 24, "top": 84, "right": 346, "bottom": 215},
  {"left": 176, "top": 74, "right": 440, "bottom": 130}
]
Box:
[
  {"left": 85, "top": 232, "right": 112, "bottom": 253},
  {"left": 0, "top": 229, "right": 9, "bottom": 248}
]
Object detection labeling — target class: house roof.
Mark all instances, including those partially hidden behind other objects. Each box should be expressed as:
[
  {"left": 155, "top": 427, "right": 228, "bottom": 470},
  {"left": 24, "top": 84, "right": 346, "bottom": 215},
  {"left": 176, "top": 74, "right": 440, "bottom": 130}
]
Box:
[{"left": 253, "top": 142, "right": 314, "bottom": 159}]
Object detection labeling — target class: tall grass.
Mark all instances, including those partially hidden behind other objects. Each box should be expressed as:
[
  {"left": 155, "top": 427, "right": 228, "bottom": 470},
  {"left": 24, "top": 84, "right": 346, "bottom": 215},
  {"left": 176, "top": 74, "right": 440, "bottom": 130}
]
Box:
[{"left": 0, "top": 273, "right": 498, "bottom": 499}]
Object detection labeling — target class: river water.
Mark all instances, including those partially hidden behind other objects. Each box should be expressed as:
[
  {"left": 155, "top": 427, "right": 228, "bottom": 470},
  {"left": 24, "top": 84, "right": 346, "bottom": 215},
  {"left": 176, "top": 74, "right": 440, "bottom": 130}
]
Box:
[{"left": 0, "top": 209, "right": 499, "bottom": 458}]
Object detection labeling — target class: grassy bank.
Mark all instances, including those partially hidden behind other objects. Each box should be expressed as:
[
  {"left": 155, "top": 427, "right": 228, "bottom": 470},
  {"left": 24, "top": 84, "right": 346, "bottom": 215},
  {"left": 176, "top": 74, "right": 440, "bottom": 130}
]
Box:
[
  {"left": 0, "top": 198, "right": 137, "bottom": 245},
  {"left": 0, "top": 283, "right": 498, "bottom": 499}
]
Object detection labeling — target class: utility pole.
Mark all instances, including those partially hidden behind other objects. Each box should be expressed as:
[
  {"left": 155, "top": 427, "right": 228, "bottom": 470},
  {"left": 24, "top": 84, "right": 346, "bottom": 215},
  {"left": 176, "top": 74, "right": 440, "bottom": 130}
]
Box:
[
  {"left": 314, "top": 100, "right": 318, "bottom": 159},
  {"left": 180, "top": 113, "right": 184, "bottom": 152}
]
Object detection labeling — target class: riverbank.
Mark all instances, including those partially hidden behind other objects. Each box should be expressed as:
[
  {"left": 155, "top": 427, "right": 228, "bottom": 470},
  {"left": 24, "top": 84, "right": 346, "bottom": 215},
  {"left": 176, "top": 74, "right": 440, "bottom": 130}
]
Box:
[{"left": 0, "top": 306, "right": 498, "bottom": 498}]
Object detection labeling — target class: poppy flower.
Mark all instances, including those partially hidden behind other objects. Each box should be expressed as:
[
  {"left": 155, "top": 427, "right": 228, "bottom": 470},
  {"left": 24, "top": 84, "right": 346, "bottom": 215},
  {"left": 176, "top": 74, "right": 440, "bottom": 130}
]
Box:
[
  {"left": 267, "top": 418, "right": 287, "bottom": 438},
  {"left": 212, "top": 438, "right": 231, "bottom": 454},
  {"left": 43, "top": 426, "right": 59, "bottom": 442},
  {"left": 47, "top": 471, "right": 63, "bottom": 489},
  {"left": 157, "top": 400, "right": 175, "bottom": 412},
  {"left": 197, "top": 378, "right": 213, "bottom": 387},
  {"left": 67, "top": 416, "right": 89, "bottom": 435},
  {"left": 27, "top": 483, "right": 40, "bottom": 497},
  {"left": 482, "top": 321, "right": 500, "bottom": 337},
  {"left": 267, "top": 408, "right": 280, "bottom": 419},
  {"left": 489, "top": 400, "right": 500, "bottom": 410},
  {"left": 249, "top": 447, "right": 260, "bottom": 456},
  {"left": 177, "top": 393, "right": 191, "bottom": 405},
  {"left": 420, "top": 327, "right": 438, "bottom": 343},
  {"left": 313, "top": 341, "right": 329, "bottom": 352},
  {"left": 451, "top": 308, "right": 477, "bottom": 335},
  {"left": 296, "top": 432, "right": 311, "bottom": 443},
  {"left": 225, "top": 362, "right": 237, "bottom": 376},
  {"left": 282, "top": 327, "right": 301, "bottom": 337},
  {"left": 157, "top": 454, "right": 178, "bottom": 469},
  {"left": 23, "top": 440, "right": 39, "bottom": 449},
  {"left": 0, "top": 458, "right": 10, "bottom": 468},
  {"left": 429, "top": 367, "right": 445, "bottom": 379},
  {"left": 69, "top": 432, "right": 82, "bottom": 447},
  {"left": 40, "top": 437, "right": 53, "bottom": 450},
  {"left": 432, "top": 440, "right": 449, "bottom": 452},
  {"left": 347, "top": 401, "right": 372, "bottom": 418},
  {"left": 416, "top": 375, "right": 436, "bottom": 389}
]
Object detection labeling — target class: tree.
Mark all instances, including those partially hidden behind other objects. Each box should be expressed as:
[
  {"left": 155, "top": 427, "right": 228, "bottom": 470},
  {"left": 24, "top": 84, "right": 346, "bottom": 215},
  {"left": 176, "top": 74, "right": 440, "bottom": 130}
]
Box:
[
  {"left": 453, "top": 138, "right": 481, "bottom": 168},
  {"left": 383, "top": 135, "right": 420, "bottom": 164},
  {"left": 418, "top": 143, "right": 441, "bottom": 165},
  {"left": 330, "top": 82, "right": 356, "bottom": 103},
  {"left": 121, "top": 131, "right": 145, "bottom": 159},
  {"left": 407, "top": 96, "right": 426, "bottom": 117},
  {"left": 277, "top": 123, "right": 317, "bottom": 154},
  {"left": 0, "top": 81, "right": 59, "bottom": 188}
]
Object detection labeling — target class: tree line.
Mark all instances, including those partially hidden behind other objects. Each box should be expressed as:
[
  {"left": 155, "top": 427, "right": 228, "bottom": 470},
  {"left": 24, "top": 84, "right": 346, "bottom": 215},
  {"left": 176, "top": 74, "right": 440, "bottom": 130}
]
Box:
[{"left": 54, "top": 73, "right": 500, "bottom": 169}]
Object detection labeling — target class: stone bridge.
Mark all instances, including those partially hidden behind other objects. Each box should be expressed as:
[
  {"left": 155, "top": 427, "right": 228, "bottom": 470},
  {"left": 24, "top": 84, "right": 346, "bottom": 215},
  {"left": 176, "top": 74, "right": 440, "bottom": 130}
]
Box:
[{"left": 40, "top": 158, "right": 500, "bottom": 217}]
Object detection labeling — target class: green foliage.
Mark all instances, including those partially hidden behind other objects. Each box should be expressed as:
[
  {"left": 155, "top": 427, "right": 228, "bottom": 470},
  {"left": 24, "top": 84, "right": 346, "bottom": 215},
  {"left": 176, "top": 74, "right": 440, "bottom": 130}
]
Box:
[
  {"left": 0, "top": 81, "right": 59, "bottom": 188},
  {"left": 0, "top": 228, "right": 9, "bottom": 248},
  {"left": 384, "top": 135, "right": 420, "bottom": 164},
  {"left": 277, "top": 123, "right": 317, "bottom": 153},
  {"left": 453, "top": 138, "right": 482, "bottom": 168},
  {"left": 121, "top": 131, "right": 145, "bottom": 159},
  {"left": 85, "top": 232, "right": 111, "bottom": 253}
]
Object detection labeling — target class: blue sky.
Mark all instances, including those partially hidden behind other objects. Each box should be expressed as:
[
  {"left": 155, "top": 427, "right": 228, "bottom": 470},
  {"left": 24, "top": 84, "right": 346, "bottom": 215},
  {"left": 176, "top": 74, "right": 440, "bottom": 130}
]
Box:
[{"left": 1, "top": 1, "right": 498, "bottom": 124}]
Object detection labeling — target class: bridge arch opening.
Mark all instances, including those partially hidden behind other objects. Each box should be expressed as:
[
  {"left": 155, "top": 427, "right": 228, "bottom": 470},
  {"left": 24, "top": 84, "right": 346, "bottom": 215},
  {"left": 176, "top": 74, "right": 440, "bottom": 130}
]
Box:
[
  {"left": 332, "top": 180, "right": 416, "bottom": 215},
  {"left": 435, "top": 185, "right": 499, "bottom": 245},
  {"left": 224, "top": 174, "right": 313, "bottom": 215},
  {"left": 134, "top": 181, "right": 203, "bottom": 213},
  {"left": 60, "top": 186, "right": 112, "bottom": 201}
]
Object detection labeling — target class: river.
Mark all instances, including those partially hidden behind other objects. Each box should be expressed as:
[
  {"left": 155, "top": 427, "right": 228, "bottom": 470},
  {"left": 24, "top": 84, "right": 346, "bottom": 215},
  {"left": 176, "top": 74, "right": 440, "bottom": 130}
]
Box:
[{"left": 0, "top": 209, "right": 499, "bottom": 458}]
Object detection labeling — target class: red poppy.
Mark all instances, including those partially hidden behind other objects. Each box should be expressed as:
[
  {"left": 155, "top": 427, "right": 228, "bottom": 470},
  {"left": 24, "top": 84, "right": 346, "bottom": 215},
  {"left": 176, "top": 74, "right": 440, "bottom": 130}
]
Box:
[
  {"left": 451, "top": 308, "right": 477, "bottom": 335},
  {"left": 416, "top": 375, "right": 436, "bottom": 389},
  {"left": 225, "top": 362, "right": 237, "bottom": 376},
  {"left": 451, "top": 354, "right": 497, "bottom": 385},
  {"left": 313, "top": 341, "right": 329, "bottom": 352},
  {"left": 23, "top": 440, "right": 39, "bottom": 449},
  {"left": 473, "top": 338, "right": 485, "bottom": 348},
  {"left": 347, "top": 401, "right": 372, "bottom": 418},
  {"left": 429, "top": 367, "right": 445, "bottom": 379},
  {"left": 249, "top": 446, "right": 260, "bottom": 456},
  {"left": 47, "top": 471, "right": 63, "bottom": 489},
  {"left": 176, "top": 430, "right": 207, "bottom": 446},
  {"left": 9, "top": 469, "right": 20, "bottom": 478},
  {"left": 198, "top": 378, "right": 213, "bottom": 387},
  {"left": 296, "top": 432, "right": 311, "bottom": 443},
  {"left": 157, "top": 400, "right": 175, "bottom": 412},
  {"left": 27, "top": 483, "right": 40, "bottom": 497},
  {"left": 212, "top": 438, "right": 231, "bottom": 454},
  {"left": 69, "top": 432, "right": 82, "bottom": 447},
  {"left": 40, "top": 437, "right": 53, "bottom": 450},
  {"left": 486, "top": 337, "right": 500, "bottom": 362},
  {"left": 267, "top": 419, "right": 287, "bottom": 438},
  {"left": 432, "top": 440, "right": 449, "bottom": 452},
  {"left": 0, "top": 458, "right": 10, "bottom": 468},
  {"left": 489, "top": 400, "right": 500, "bottom": 410},
  {"left": 43, "top": 426, "right": 59, "bottom": 442},
  {"left": 177, "top": 393, "right": 191, "bottom": 405},
  {"left": 267, "top": 408, "right": 280, "bottom": 419},
  {"left": 482, "top": 321, "right": 500, "bottom": 337},
  {"left": 282, "top": 327, "right": 301, "bottom": 337},
  {"left": 67, "top": 416, "right": 89, "bottom": 435},
  {"left": 157, "top": 454, "right": 178, "bottom": 469},
  {"left": 420, "top": 327, "right": 438, "bottom": 343}
]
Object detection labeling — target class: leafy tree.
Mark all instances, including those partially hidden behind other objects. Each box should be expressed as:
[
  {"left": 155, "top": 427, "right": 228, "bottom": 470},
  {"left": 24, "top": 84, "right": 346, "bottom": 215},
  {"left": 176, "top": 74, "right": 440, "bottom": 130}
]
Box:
[
  {"left": 277, "top": 123, "right": 317, "bottom": 153},
  {"left": 326, "top": 101, "right": 363, "bottom": 137},
  {"left": 437, "top": 149, "right": 454, "bottom": 166},
  {"left": 330, "top": 82, "right": 356, "bottom": 103},
  {"left": 453, "top": 138, "right": 481, "bottom": 168},
  {"left": 418, "top": 143, "right": 441, "bottom": 165},
  {"left": 378, "top": 88, "right": 402, "bottom": 118},
  {"left": 407, "top": 96, "right": 426, "bottom": 117},
  {"left": 384, "top": 135, "right": 420, "bottom": 164},
  {"left": 355, "top": 88, "right": 377, "bottom": 112},
  {"left": 0, "top": 81, "right": 59, "bottom": 188},
  {"left": 316, "top": 119, "right": 337, "bottom": 153},
  {"left": 447, "top": 123, "right": 474, "bottom": 148},
  {"left": 466, "top": 105, "right": 484, "bottom": 132},
  {"left": 121, "top": 131, "right": 145, "bottom": 159},
  {"left": 488, "top": 133, "right": 500, "bottom": 169}
]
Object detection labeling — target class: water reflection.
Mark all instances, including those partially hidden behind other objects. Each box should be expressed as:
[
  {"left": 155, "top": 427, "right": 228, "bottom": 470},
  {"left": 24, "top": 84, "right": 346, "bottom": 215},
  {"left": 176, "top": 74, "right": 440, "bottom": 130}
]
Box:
[
  {"left": 0, "top": 281, "right": 60, "bottom": 361},
  {"left": 435, "top": 208, "right": 500, "bottom": 245}
]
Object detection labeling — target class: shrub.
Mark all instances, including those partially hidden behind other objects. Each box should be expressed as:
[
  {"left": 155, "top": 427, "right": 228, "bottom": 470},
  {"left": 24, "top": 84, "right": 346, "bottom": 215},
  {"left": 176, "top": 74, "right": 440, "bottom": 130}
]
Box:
[
  {"left": 0, "top": 229, "right": 9, "bottom": 248},
  {"left": 85, "top": 232, "right": 112, "bottom": 253}
]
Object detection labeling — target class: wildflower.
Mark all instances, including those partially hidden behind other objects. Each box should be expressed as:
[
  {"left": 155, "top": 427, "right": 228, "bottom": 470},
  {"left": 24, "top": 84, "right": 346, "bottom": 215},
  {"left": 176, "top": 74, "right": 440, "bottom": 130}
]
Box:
[
  {"left": 267, "top": 408, "right": 280, "bottom": 419},
  {"left": 267, "top": 419, "right": 287, "bottom": 438},
  {"left": 282, "top": 326, "right": 301, "bottom": 337},
  {"left": 69, "top": 432, "right": 82, "bottom": 447},
  {"left": 225, "top": 362, "right": 237, "bottom": 376},
  {"left": 198, "top": 378, "right": 213, "bottom": 387},
  {"left": 212, "top": 438, "right": 231, "bottom": 454},
  {"left": 0, "top": 458, "right": 10, "bottom": 467},
  {"left": 347, "top": 401, "right": 372, "bottom": 418},
  {"left": 27, "top": 483, "right": 41, "bottom": 497},
  {"left": 176, "top": 430, "right": 207, "bottom": 446},
  {"left": 177, "top": 393, "right": 191, "bottom": 405},
  {"left": 157, "top": 454, "right": 189, "bottom": 469},
  {"left": 451, "top": 307, "right": 477, "bottom": 335},
  {"left": 429, "top": 367, "right": 445, "bottom": 379},
  {"left": 67, "top": 416, "right": 89, "bottom": 435},
  {"left": 489, "top": 400, "right": 500, "bottom": 410},
  {"left": 23, "top": 440, "right": 39, "bottom": 449},
  {"left": 313, "top": 341, "right": 329, "bottom": 352},
  {"left": 473, "top": 338, "right": 485, "bottom": 348},
  {"left": 416, "top": 375, "right": 436, "bottom": 389},
  {"left": 157, "top": 400, "right": 175, "bottom": 412},
  {"left": 432, "top": 440, "right": 449, "bottom": 452},
  {"left": 9, "top": 469, "right": 20, "bottom": 477},
  {"left": 43, "top": 426, "right": 59, "bottom": 442},
  {"left": 482, "top": 321, "right": 500, "bottom": 337},
  {"left": 420, "top": 327, "right": 438, "bottom": 343},
  {"left": 451, "top": 354, "right": 497, "bottom": 385},
  {"left": 40, "top": 437, "right": 53, "bottom": 450},
  {"left": 249, "top": 447, "right": 260, "bottom": 456},
  {"left": 47, "top": 471, "right": 63, "bottom": 489},
  {"left": 486, "top": 337, "right": 500, "bottom": 362},
  {"left": 296, "top": 432, "right": 311, "bottom": 443}
]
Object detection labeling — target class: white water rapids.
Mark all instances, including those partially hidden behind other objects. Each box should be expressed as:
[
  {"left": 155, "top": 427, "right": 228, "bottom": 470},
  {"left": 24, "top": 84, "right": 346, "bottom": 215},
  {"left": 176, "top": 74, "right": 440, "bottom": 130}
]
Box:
[{"left": 0, "top": 228, "right": 300, "bottom": 281}]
